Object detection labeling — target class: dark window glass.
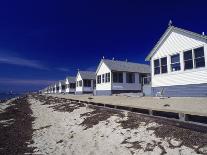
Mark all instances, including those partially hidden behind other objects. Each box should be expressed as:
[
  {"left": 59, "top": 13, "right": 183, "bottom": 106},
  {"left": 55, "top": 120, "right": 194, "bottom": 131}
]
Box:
[
  {"left": 70, "top": 83, "right": 76, "bottom": 88},
  {"left": 105, "top": 73, "right": 110, "bottom": 82},
  {"left": 171, "top": 54, "right": 180, "bottom": 63},
  {"left": 79, "top": 81, "right": 82, "bottom": 87},
  {"left": 171, "top": 54, "right": 180, "bottom": 71},
  {"left": 184, "top": 50, "right": 193, "bottom": 70},
  {"left": 194, "top": 47, "right": 204, "bottom": 58},
  {"left": 97, "top": 75, "right": 101, "bottom": 84},
  {"left": 161, "top": 57, "right": 167, "bottom": 65},
  {"left": 161, "top": 57, "right": 167, "bottom": 73},
  {"left": 83, "top": 80, "right": 91, "bottom": 87},
  {"left": 62, "top": 85, "right": 66, "bottom": 90},
  {"left": 194, "top": 47, "right": 205, "bottom": 68},
  {"left": 184, "top": 50, "right": 193, "bottom": 60},
  {"left": 154, "top": 59, "right": 160, "bottom": 67},
  {"left": 154, "top": 59, "right": 160, "bottom": 75},
  {"left": 113, "top": 72, "right": 123, "bottom": 83},
  {"left": 126, "top": 73, "right": 135, "bottom": 83}
]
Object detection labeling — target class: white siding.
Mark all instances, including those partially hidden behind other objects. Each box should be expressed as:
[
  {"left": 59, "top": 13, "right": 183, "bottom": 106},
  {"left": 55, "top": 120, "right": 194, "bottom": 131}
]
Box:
[
  {"left": 151, "top": 30, "right": 207, "bottom": 87},
  {"left": 96, "top": 62, "right": 111, "bottom": 91},
  {"left": 75, "top": 73, "right": 83, "bottom": 92}
]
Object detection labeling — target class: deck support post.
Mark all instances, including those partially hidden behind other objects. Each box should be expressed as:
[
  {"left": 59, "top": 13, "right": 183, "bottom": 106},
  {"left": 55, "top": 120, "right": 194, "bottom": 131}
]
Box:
[
  {"left": 179, "top": 113, "right": 187, "bottom": 121},
  {"left": 149, "top": 109, "right": 153, "bottom": 116}
]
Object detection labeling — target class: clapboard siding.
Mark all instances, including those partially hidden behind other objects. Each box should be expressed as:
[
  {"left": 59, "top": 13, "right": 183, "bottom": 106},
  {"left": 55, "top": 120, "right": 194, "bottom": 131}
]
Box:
[
  {"left": 152, "top": 68, "right": 207, "bottom": 87},
  {"left": 96, "top": 62, "right": 111, "bottom": 91},
  {"left": 152, "top": 30, "right": 206, "bottom": 59},
  {"left": 152, "top": 83, "right": 207, "bottom": 97},
  {"left": 151, "top": 29, "right": 207, "bottom": 88}
]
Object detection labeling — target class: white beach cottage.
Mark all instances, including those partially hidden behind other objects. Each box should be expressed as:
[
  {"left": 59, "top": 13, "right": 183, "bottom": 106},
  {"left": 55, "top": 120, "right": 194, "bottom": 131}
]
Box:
[
  {"left": 65, "top": 76, "right": 76, "bottom": 94},
  {"left": 58, "top": 80, "right": 66, "bottom": 93},
  {"left": 95, "top": 59, "right": 151, "bottom": 96},
  {"left": 146, "top": 24, "right": 207, "bottom": 97},
  {"left": 75, "top": 71, "right": 96, "bottom": 95},
  {"left": 54, "top": 82, "right": 59, "bottom": 93}
]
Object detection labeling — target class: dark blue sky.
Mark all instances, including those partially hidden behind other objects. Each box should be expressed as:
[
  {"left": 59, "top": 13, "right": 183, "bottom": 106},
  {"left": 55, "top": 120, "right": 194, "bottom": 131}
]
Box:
[{"left": 0, "top": 0, "right": 207, "bottom": 92}]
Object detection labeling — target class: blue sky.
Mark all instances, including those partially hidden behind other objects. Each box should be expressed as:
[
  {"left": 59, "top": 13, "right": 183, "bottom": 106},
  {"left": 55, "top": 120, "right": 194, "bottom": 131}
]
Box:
[{"left": 0, "top": 0, "right": 207, "bottom": 92}]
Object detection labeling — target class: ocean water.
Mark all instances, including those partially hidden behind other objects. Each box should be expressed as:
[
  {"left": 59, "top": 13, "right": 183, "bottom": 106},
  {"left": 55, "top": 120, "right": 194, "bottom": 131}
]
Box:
[{"left": 0, "top": 94, "right": 21, "bottom": 100}]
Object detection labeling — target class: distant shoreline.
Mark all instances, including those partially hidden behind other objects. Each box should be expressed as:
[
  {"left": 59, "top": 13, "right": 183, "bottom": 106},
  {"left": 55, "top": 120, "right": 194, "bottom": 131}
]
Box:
[{"left": 0, "top": 93, "right": 22, "bottom": 101}]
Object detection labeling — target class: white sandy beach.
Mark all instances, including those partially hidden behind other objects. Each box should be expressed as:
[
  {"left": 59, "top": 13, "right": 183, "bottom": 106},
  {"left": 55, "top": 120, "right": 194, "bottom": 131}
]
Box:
[{"left": 28, "top": 95, "right": 206, "bottom": 155}]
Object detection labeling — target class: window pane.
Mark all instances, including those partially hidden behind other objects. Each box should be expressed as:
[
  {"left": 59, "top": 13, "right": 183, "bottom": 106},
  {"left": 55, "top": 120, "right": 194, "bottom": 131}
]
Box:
[
  {"left": 171, "top": 54, "right": 180, "bottom": 63},
  {"left": 154, "top": 59, "right": 160, "bottom": 67},
  {"left": 195, "top": 57, "right": 205, "bottom": 68},
  {"left": 184, "top": 50, "right": 192, "bottom": 60},
  {"left": 184, "top": 60, "right": 193, "bottom": 70},
  {"left": 194, "top": 47, "right": 204, "bottom": 58},
  {"left": 118, "top": 73, "right": 123, "bottom": 83},
  {"left": 161, "top": 57, "right": 167, "bottom": 65},
  {"left": 113, "top": 72, "right": 118, "bottom": 82},
  {"left": 171, "top": 63, "right": 181, "bottom": 71},
  {"left": 154, "top": 67, "right": 160, "bottom": 74},
  {"left": 126, "top": 73, "right": 135, "bottom": 83},
  {"left": 102, "top": 74, "right": 105, "bottom": 83},
  {"left": 161, "top": 66, "right": 167, "bottom": 73}
]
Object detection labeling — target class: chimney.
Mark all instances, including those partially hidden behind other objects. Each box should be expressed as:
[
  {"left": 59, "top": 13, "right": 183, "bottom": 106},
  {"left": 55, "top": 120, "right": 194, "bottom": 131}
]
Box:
[
  {"left": 102, "top": 56, "right": 105, "bottom": 59},
  {"left": 202, "top": 32, "right": 205, "bottom": 36},
  {"left": 112, "top": 57, "right": 115, "bottom": 61}
]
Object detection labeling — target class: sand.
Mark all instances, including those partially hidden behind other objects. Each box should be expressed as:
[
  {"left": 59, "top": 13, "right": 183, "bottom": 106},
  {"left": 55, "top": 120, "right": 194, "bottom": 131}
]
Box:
[
  {"left": 48, "top": 94, "right": 207, "bottom": 116},
  {"left": 28, "top": 95, "right": 207, "bottom": 155}
]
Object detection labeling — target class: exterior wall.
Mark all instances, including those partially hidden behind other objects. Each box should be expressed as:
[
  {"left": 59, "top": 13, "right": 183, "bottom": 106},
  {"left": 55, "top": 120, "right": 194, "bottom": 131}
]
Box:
[
  {"left": 151, "top": 30, "right": 207, "bottom": 89},
  {"left": 82, "top": 80, "right": 94, "bottom": 92},
  {"left": 143, "top": 85, "right": 152, "bottom": 96},
  {"left": 112, "top": 72, "right": 141, "bottom": 91},
  {"left": 95, "top": 62, "right": 143, "bottom": 95},
  {"left": 75, "top": 73, "right": 83, "bottom": 93},
  {"left": 59, "top": 83, "right": 62, "bottom": 93},
  {"left": 152, "top": 83, "right": 207, "bottom": 97},
  {"left": 75, "top": 72, "right": 94, "bottom": 94},
  {"left": 65, "top": 84, "right": 75, "bottom": 93},
  {"left": 96, "top": 62, "right": 112, "bottom": 95}
]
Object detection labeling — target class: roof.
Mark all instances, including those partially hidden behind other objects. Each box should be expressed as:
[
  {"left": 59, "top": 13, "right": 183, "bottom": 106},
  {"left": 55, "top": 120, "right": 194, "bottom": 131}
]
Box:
[
  {"left": 78, "top": 71, "right": 96, "bottom": 79},
  {"left": 97, "top": 59, "right": 150, "bottom": 73},
  {"left": 59, "top": 80, "right": 66, "bottom": 85},
  {"left": 146, "top": 25, "right": 207, "bottom": 61},
  {"left": 66, "top": 76, "right": 76, "bottom": 83}
]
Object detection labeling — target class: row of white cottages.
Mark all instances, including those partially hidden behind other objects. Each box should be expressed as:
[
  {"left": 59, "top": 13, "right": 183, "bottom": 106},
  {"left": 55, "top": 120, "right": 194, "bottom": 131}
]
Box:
[
  {"left": 42, "top": 25, "right": 207, "bottom": 97},
  {"left": 44, "top": 58, "right": 151, "bottom": 96}
]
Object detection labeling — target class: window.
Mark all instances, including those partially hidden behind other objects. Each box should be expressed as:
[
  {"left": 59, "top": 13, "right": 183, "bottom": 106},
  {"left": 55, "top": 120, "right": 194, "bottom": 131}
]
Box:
[
  {"left": 70, "top": 83, "right": 76, "bottom": 89},
  {"left": 102, "top": 74, "right": 105, "bottom": 83},
  {"left": 126, "top": 73, "right": 135, "bottom": 83},
  {"left": 194, "top": 47, "right": 205, "bottom": 68},
  {"left": 154, "top": 59, "right": 160, "bottom": 75},
  {"left": 184, "top": 50, "right": 193, "bottom": 70},
  {"left": 161, "top": 57, "right": 167, "bottom": 73},
  {"left": 97, "top": 75, "right": 101, "bottom": 84},
  {"left": 171, "top": 54, "right": 180, "bottom": 71},
  {"left": 57, "top": 86, "right": 59, "bottom": 91},
  {"left": 76, "top": 82, "right": 78, "bottom": 87},
  {"left": 113, "top": 72, "right": 123, "bottom": 83},
  {"left": 105, "top": 73, "right": 110, "bottom": 82},
  {"left": 62, "top": 85, "right": 66, "bottom": 90},
  {"left": 79, "top": 81, "right": 82, "bottom": 87},
  {"left": 83, "top": 80, "right": 91, "bottom": 87}
]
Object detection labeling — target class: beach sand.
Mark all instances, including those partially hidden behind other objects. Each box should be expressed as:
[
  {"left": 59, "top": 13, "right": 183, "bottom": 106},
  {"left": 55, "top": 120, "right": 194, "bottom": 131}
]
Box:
[{"left": 1, "top": 94, "right": 207, "bottom": 154}]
